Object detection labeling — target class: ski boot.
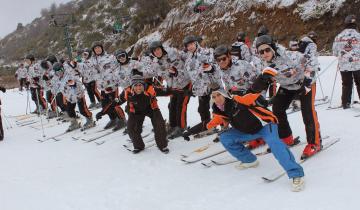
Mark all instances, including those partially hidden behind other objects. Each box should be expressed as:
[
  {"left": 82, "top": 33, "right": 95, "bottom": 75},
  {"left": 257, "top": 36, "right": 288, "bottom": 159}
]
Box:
[
  {"left": 112, "top": 118, "right": 126, "bottom": 131},
  {"left": 104, "top": 119, "right": 117, "bottom": 129},
  {"left": 301, "top": 144, "right": 321, "bottom": 159},
  {"left": 235, "top": 160, "right": 259, "bottom": 170},
  {"left": 66, "top": 118, "right": 81, "bottom": 132},
  {"left": 160, "top": 147, "right": 170, "bottom": 154},
  {"left": 281, "top": 135, "right": 295, "bottom": 146},
  {"left": 81, "top": 117, "right": 96, "bottom": 131},
  {"left": 88, "top": 102, "right": 96, "bottom": 109},
  {"left": 167, "top": 127, "right": 184, "bottom": 139},
  {"left": 292, "top": 176, "right": 305, "bottom": 192},
  {"left": 247, "top": 138, "right": 265, "bottom": 150}
]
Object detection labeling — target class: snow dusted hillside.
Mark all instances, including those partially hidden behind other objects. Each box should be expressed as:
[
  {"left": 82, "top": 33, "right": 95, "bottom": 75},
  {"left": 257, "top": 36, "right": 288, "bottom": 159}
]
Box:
[{"left": 0, "top": 56, "right": 359, "bottom": 210}]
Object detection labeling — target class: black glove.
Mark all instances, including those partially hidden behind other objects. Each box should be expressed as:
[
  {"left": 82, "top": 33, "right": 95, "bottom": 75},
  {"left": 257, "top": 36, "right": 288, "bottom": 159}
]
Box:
[
  {"left": 95, "top": 112, "right": 103, "bottom": 121},
  {"left": 0, "top": 86, "right": 6, "bottom": 93},
  {"left": 182, "top": 131, "right": 191, "bottom": 141}
]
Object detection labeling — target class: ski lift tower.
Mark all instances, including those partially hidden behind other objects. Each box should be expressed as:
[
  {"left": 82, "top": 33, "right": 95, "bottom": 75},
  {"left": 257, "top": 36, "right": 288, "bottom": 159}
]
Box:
[{"left": 49, "top": 13, "right": 76, "bottom": 60}]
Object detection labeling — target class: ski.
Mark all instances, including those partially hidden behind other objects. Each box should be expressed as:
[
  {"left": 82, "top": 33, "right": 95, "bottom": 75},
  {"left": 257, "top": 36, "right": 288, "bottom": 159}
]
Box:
[
  {"left": 261, "top": 138, "right": 340, "bottom": 182},
  {"left": 181, "top": 142, "right": 226, "bottom": 164},
  {"left": 81, "top": 129, "right": 122, "bottom": 143},
  {"left": 193, "top": 128, "right": 219, "bottom": 139},
  {"left": 37, "top": 129, "right": 77, "bottom": 142},
  {"left": 125, "top": 141, "right": 157, "bottom": 152},
  {"left": 122, "top": 132, "right": 153, "bottom": 148}
]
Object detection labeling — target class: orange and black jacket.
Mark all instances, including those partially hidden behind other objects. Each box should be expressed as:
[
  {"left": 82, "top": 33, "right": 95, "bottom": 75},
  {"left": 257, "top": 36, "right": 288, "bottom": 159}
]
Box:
[
  {"left": 119, "top": 84, "right": 159, "bottom": 115},
  {"left": 207, "top": 93, "right": 278, "bottom": 134}
]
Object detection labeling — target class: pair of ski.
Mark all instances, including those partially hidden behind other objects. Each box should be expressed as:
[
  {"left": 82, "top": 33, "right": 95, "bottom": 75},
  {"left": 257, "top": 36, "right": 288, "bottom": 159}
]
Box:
[
  {"left": 71, "top": 128, "right": 122, "bottom": 145},
  {"left": 262, "top": 137, "right": 340, "bottom": 182},
  {"left": 200, "top": 137, "right": 303, "bottom": 167},
  {"left": 122, "top": 132, "right": 155, "bottom": 152}
]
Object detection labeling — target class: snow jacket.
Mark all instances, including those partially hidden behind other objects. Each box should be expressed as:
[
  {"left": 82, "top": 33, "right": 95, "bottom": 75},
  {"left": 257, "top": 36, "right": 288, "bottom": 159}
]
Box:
[{"left": 332, "top": 28, "right": 360, "bottom": 72}]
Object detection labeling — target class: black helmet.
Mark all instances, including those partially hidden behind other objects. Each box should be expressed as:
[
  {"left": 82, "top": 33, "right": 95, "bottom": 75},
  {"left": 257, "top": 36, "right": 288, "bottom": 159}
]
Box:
[
  {"left": 345, "top": 15, "right": 357, "bottom": 27},
  {"left": 307, "top": 31, "right": 318, "bottom": 42},
  {"left": 52, "top": 62, "right": 64, "bottom": 72},
  {"left": 257, "top": 25, "right": 269, "bottom": 37},
  {"left": 183, "top": 35, "right": 199, "bottom": 47},
  {"left": 237, "top": 31, "right": 246, "bottom": 42},
  {"left": 25, "top": 54, "right": 35, "bottom": 61},
  {"left": 256, "top": 35, "right": 273, "bottom": 49},
  {"left": 91, "top": 41, "right": 104, "bottom": 56},
  {"left": 40, "top": 60, "right": 49, "bottom": 69},
  {"left": 82, "top": 48, "right": 92, "bottom": 59},
  {"left": 46, "top": 54, "right": 58, "bottom": 64},
  {"left": 214, "top": 45, "right": 230, "bottom": 59}
]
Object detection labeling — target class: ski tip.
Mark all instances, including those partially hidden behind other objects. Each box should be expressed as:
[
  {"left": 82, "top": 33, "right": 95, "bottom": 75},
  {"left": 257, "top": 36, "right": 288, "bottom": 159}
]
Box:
[
  {"left": 201, "top": 162, "right": 211, "bottom": 167},
  {"left": 261, "top": 177, "right": 273, "bottom": 182}
]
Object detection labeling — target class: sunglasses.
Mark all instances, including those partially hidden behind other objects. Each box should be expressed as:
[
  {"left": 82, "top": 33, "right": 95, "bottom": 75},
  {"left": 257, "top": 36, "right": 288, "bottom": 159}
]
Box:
[
  {"left": 259, "top": 48, "right": 272, "bottom": 55},
  {"left": 216, "top": 56, "right": 228, "bottom": 63}
]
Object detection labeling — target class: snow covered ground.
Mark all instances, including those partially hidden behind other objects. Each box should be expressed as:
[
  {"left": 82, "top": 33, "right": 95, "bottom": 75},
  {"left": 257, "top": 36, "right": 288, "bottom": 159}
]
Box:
[{"left": 0, "top": 56, "right": 359, "bottom": 210}]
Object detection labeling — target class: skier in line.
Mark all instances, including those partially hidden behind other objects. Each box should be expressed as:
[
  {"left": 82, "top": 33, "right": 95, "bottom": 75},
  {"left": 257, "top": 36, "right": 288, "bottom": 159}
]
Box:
[
  {"left": 118, "top": 74, "right": 169, "bottom": 154},
  {"left": 332, "top": 15, "right": 360, "bottom": 109},
  {"left": 254, "top": 35, "right": 322, "bottom": 159},
  {"left": 24, "top": 54, "right": 47, "bottom": 114},
  {"left": 231, "top": 31, "right": 252, "bottom": 63},
  {"left": 206, "top": 83, "right": 305, "bottom": 191},
  {"left": 89, "top": 41, "right": 126, "bottom": 131},
  {"left": 15, "top": 63, "right": 28, "bottom": 91},
  {"left": 40, "top": 55, "right": 58, "bottom": 118},
  {"left": 141, "top": 41, "right": 192, "bottom": 139},
  {"left": 77, "top": 48, "right": 102, "bottom": 109},
  {"left": 207, "top": 45, "right": 266, "bottom": 149},
  {"left": 52, "top": 63, "right": 95, "bottom": 132},
  {"left": 182, "top": 35, "right": 218, "bottom": 138},
  {"left": 0, "top": 86, "right": 6, "bottom": 141}
]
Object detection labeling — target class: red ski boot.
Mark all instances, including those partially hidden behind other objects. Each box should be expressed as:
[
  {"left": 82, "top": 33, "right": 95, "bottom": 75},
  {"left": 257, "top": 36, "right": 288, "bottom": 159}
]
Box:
[
  {"left": 301, "top": 144, "right": 321, "bottom": 159},
  {"left": 247, "top": 138, "right": 265, "bottom": 150},
  {"left": 281, "top": 135, "right": 295, "bottom": 146}
]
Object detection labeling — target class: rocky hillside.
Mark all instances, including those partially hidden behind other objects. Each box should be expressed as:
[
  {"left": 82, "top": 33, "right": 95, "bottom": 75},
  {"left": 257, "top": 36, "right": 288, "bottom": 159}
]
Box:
[{"left": 0, "top": 0, "right": 359, "bottom": 65}]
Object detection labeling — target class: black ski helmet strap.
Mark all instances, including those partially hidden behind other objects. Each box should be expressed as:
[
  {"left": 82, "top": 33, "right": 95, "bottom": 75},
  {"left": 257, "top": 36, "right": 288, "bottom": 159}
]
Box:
[
  {"left": 91, "top": 41, "right": 104, "bottom": 56},
  {"left": 214, "top": 45, "right": 230, "bottom": 59}
]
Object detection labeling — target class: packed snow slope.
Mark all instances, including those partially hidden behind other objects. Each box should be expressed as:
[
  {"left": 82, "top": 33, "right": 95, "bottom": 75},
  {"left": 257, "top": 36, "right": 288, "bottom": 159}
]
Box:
[{"left": 0, "top": 56, "right": 358, "bottom": 210}]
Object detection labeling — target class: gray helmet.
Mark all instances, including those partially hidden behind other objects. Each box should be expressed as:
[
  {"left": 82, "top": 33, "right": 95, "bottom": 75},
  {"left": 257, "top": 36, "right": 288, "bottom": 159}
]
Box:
[
  {"left": 255, "top": 35, "right": 273, "bottom": 49},
  {"left": 345, "top": 14, "right": 357, "bottom": 26},
  {"left": 91, "top": 41, "right": 104, "bottom": 55},
  {"left": 149, "top": 41, "right": 163, "bottom": 52},
  {"left": 307, "top": 31, "right": 318, "bottom": 42},
  {"left": 183, "top": 35, "right": 199, "bottom": 47},
  {"left": 131, "top": 74, "right": 145, "bottom": 87},
  {"left": 214, "top": 45, "right": 230, "bottom": 59}
]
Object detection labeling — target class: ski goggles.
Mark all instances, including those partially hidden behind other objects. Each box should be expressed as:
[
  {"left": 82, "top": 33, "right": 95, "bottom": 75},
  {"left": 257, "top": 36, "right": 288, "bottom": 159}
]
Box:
[
  {"left": 116, "top": 53, "right": 127, "bottom": 59},
  {"left": 259, "top": 47, "right": 272, "bottom": 55},
  {"left": 82, "top": 52, "right": 90, "bottom": 57}
]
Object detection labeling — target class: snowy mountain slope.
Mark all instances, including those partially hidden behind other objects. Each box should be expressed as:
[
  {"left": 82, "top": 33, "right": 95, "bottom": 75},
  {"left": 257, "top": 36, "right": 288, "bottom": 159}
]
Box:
[{"left": 0, "top": 56, "right": 359, "bottom": 210}]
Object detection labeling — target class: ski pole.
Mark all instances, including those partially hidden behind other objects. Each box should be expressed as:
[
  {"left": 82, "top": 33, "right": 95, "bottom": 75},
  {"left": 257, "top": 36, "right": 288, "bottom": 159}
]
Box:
[
  {"left": 35, "top": 88, "right": 46, "bottom": 138},
  {"left": 316, "top": 70, "right": 326, "bottom": 100},
  {"left": 328, "top": 64, "right": 339, "bottom": 108},
  {"left": 26, "top": 89, "right": 30, "bottom": 114}
]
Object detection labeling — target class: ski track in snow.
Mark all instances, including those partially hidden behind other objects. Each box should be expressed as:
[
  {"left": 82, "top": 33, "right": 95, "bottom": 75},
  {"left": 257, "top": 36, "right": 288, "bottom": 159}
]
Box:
[{"left": 0, "top": 56, "right": 359, "bottom": 210}]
